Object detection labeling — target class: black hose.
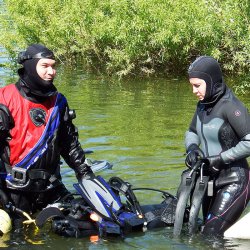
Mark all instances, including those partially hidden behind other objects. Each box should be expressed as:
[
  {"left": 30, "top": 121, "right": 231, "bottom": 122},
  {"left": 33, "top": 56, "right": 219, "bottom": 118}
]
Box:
[
  {"left": 0, "top": 189, "right": 35, "bottom": 224},
  {"left": 109, "top": 176, "right": 144, "bottom": 217},
  {"left": 132, "top": 188, "right": 176, "bottom": 199}
]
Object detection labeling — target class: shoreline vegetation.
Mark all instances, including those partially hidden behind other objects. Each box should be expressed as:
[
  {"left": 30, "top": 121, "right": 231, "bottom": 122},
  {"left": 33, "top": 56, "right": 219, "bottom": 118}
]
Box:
[{"left": 0, "top": 0, "right": 250, "bottom": 84}]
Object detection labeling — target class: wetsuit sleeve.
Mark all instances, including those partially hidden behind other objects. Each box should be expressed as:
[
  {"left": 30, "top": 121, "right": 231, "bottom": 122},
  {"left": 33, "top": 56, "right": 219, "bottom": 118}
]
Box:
[
  {"left": 59, "top": 102, "right": 92, "bottom": 176},
  {"left": 185, "top": 110, "right": 200, "bottom": 150},
  {"left": 220, "top": 100, "right": 250, "bottom": 163}
]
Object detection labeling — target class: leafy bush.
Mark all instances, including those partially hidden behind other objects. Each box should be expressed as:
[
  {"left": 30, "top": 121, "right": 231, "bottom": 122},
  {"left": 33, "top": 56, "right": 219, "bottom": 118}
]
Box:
[{"left": 1, "top": 0, "right": 250, "bottom": 77}]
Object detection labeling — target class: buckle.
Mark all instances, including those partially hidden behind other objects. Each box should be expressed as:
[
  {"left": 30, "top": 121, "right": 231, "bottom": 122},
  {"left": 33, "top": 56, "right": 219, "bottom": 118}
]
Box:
[{"left": 11, "top": 167, "right": 27, "bottom": 184}]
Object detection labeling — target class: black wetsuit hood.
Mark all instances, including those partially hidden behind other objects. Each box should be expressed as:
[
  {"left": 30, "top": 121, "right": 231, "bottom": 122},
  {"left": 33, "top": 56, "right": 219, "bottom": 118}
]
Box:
[
  {"left": 188, "top": 56, "right": 226, "bottom": 106},
  {"left": 17, "top": 44, "right": 57, "bottom": 100}
]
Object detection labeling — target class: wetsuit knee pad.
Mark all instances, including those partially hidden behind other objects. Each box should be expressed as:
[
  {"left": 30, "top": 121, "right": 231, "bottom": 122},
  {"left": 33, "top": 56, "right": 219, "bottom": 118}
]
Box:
[{"left": 210, "top": 184, "right": 239, "bottom": 216}]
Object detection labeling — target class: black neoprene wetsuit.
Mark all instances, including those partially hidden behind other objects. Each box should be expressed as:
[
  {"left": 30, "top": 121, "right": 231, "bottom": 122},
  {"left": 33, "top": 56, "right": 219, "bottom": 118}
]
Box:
[{"left": 185, "top": 87, "right": 250, "bottom": 235}]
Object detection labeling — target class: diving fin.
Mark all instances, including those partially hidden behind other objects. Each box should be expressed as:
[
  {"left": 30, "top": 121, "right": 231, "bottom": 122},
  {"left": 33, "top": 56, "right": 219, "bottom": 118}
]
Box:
[
  {"left": 73, "top": 174, "right": 122, "bottom": 219},
  {"left": 188, "top": 175, "right": 209, "bottom": 234},
  {"left": 85, "top": 158, "right": 113, "bottom": 173},
  {"left": 61, "top": 159, "right": 112, "bottom": 176},
  {"left": 174, "top": 169, "right": 197, "bottom": 236}
]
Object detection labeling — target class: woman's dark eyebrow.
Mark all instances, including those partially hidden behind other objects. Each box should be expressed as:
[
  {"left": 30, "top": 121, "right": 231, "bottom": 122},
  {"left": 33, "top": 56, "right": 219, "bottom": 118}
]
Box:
[{"left": 193, "top": 84, "right": 200, "bottom": 87}]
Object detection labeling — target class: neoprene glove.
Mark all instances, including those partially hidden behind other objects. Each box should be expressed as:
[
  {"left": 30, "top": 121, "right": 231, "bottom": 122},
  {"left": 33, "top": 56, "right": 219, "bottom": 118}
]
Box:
[
  {"left": 75, "top": 163, "right": 93, "bottom": 180},
  {"left": 185, "top": 144, "right": 204, "bottom": 169},
  {"left": 203, "top": 155, "right": 223, "bottom": 176}
]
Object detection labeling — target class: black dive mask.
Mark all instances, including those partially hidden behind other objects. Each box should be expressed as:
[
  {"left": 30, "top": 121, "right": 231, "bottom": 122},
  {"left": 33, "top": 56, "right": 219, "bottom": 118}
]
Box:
[{"left": 17, "top": 51, "right": 55, "bottom": 64}]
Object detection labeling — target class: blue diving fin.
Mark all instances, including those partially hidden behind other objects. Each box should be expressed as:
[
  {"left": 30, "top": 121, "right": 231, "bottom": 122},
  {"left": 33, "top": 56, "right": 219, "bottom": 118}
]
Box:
[
  {"left": 73, "top": 174, "right": 122, "bottom": 219},
  {"left": 62, "top": 159, "right": 112, "bottom": 176},
  {"left": 85, "top": 158, "right": 113, "bottom": 173}
]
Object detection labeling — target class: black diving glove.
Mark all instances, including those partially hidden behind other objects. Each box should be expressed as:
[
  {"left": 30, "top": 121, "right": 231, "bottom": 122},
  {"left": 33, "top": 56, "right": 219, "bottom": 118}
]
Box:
[
  {"left": 185, "top": 144, "right": 204, "bottom": 169},
  {"left": 74, "top": 163, "right": 93, "bottom": 180},
  {"left": 203, "top": 155, "right": 223, "bottom": 176}
]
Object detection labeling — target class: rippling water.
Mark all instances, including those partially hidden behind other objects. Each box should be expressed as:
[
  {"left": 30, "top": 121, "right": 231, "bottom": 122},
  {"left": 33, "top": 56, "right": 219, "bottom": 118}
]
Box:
[{"left": 0, "top": 61, "right": 249, "bottom": 249}]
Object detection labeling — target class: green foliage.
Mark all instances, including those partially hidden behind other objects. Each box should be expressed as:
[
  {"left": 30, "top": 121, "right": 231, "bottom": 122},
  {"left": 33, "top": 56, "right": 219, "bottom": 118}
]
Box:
[
  {"left": 1, "top": 0, "right": 250, "bottom": 78},
  {"left": 232, "top": 75, "right": 250, "bottom": 95}
]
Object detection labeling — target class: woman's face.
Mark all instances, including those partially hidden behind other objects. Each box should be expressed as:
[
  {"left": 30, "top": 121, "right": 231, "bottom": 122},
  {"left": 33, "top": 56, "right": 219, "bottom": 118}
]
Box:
[{"left": 189, "top": 78, "right": 206, "bottom": 100}]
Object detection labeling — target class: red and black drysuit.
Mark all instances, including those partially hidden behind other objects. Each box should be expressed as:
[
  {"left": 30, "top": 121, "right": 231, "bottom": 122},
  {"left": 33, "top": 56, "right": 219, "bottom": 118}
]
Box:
[{"left": 0, "top": 81, "right": 90, "bottom": 226}]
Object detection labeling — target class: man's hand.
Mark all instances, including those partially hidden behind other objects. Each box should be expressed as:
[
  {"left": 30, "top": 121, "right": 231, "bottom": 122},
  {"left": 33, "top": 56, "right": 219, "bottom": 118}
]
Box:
[{"left": 75, "top": 163, "right": 93, "bottom": 180}]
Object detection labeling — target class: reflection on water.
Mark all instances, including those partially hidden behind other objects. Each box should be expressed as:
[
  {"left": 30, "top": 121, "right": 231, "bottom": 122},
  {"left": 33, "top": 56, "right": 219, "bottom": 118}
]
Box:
[
  {"left": 1, "top": 61, "right": 249, "bottom": 249},
  {"left": 56, "top": 71, "right": 195, "bottom": 194}
]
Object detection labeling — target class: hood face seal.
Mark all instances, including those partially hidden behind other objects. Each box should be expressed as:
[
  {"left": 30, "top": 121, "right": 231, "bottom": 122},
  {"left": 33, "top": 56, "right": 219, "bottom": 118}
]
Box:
[
  {"left": 17, "top": 44, "right": 57, "bottom": 98},
  {"left": 188, "top": 56, "right": 226, "bottom": 105}
]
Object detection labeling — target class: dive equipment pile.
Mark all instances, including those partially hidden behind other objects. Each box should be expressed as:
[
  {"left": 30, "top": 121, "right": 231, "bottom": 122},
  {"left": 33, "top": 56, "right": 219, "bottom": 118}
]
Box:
[
  {"left": 0, "top": 157, "right": 219, "bottom": 239},
  {"left": 34, "top": 175, "right": 178, "bottom": 238}
]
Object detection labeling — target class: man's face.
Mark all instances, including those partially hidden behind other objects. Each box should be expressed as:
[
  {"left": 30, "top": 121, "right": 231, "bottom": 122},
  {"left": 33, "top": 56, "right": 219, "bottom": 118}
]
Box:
[{"left": 36, "top": 58, "right": 56, "bottom": 83}]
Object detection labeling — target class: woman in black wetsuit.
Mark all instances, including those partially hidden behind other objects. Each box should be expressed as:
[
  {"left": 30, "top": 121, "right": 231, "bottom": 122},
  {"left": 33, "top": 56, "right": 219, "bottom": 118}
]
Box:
[{"left": 185, "top": 56, "right": 250, "bottom": 236}]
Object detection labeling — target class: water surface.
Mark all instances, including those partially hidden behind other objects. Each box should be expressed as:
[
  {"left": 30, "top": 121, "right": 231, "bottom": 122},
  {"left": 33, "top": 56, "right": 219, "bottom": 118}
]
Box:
[{"left": 0, "top": 62, "right": 249, "bottom": 249}]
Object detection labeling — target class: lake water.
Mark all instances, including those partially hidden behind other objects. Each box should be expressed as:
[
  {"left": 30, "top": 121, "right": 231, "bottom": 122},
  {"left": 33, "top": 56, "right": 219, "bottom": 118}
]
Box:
[{"left": 0, "top": 58, "right": 249, "bottom": 249}]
